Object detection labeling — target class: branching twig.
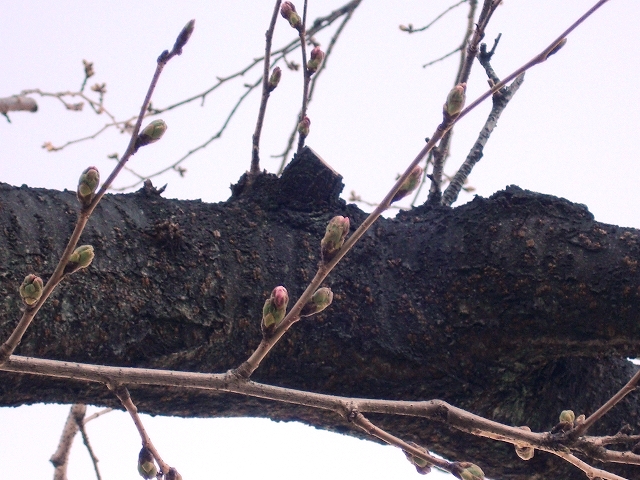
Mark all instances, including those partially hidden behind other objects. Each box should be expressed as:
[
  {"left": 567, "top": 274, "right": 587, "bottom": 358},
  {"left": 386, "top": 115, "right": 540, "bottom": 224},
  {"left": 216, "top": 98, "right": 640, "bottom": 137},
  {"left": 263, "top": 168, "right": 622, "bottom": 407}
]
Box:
[
  {"left": 401, "top": 0, "right": 468, "bottom": 34},
  {"left": 50, "top": 403, "right": 86, "bottom": 480}
]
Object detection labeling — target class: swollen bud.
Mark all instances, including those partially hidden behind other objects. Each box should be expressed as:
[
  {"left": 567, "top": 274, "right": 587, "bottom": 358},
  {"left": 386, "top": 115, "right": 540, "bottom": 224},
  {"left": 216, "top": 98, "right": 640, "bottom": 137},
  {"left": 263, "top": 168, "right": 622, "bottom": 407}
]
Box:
[
  {"left": 455, "top": 462, "right": 485, "bottom": 480},
  {"left": 281, "top": 2, "right": 302, "bottom": 30},
  {"left": 297, "top": 116, "right": 310, "bottom": 136},
  {"left": 262, "top": 286, "right": 289, "bottom": 332},
  {"left": 300, "top": 287, "right": 333, "bottom": 317},
  {"left": 445, "top": 83, "right": 466, "bottom": 117},
  {"left": 77, "top": 166, "right": 100, "bottom": 207},
  {"left": 165, "top": 468, "right": 183, "bottom": 480},
  {"left": 134, "top": 120, "right": 167, "bottom": 151},
  {"left": 559, "top": 410, "right": 575, "bottom": 424},
  {"left": 514, "top": 426, "right": 534, "bottom": 461},
  {"left": 392, "top": 166, "right": 423, "bottom": 203},
  {"left": 307, "top": 46, "right": 325, "bottom": 74},
  {"left": 19, "top": 274, "right": 43, "bottom": 306},
  {"left": 64, "top": 245, "right": 95, "bottom": 275},
  {"left": 268, "top": 67, "right": 282, "bottom": 91},
  {"left": 137, "top": 447, "right": 158, "bottom": 479},
  {"left": 173, "top": 19, "right": 195, "bottom": 55},
  {"left": 403, "top": 442, "right": 432, "bottom": 475},
  {"left": 320, "top": 216, "right": 350, "bottom": 263}
]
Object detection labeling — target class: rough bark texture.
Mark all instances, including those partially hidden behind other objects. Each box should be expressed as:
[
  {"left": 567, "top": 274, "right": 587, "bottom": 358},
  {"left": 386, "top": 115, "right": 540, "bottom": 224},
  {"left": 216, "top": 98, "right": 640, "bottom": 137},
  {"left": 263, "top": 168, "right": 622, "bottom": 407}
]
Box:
[{"left": 1, "top": 148, "right": 639, "bottom": 479}]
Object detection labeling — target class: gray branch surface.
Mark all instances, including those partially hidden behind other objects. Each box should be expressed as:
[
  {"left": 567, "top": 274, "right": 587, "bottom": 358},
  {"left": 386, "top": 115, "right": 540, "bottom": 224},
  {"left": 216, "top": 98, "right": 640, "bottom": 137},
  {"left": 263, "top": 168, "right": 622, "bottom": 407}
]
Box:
[{"left": 1, "top": 148, "right": 639, "bottom": 479}]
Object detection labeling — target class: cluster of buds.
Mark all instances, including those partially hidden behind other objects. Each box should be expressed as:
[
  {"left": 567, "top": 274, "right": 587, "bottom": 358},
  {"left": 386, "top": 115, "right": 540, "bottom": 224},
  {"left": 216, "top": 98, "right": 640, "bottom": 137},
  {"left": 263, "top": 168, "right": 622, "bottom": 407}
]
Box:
[
  {"left": 262, "top": 286, "right": 289, "bottom": 333},
  {"left": 19, "top": 274, "right": 43, "bottom": 306},
  {"left": 297, "top": 116, "right": 310, "bottom": 137},
  {"left": 137, "top": 447, "right": 158, "bottom": 479},
  {"left": 134, "top": 119, "right": 167, "bottom": 152},
  {"left": 514, "top": 426, "right": 534, "bottom": 460},
  {"left": 306, "top": 46, "right": 325, "bottom": 74},
  {"left": 64, "top": 245, "right": 95, "bottom": 275},
  {"left": 268, "top": 66, "right": 282, "bottom": 91},
  {"left": 392, "top": 165, "right": 423, "bottom": 203},
  {"left": 403, "top": 442, "right": 432, "bottom": 475},
  {"left": 281, "top": 2, "right": 302, "bottom": 30},
  {"left": 444, "top": 82, "right": 466, "bottom": 118},
  {"left": 77, "top": 166, "right": 100, "bottom": 207},
  {"left": 320, "top": 215, "right": 350, "bottom": 263},
  {"left": 453, "top": 462, "right": 485, "bottom": 480},
  {"left": 300, "top": 287, "right": 334, "bottom": 317},
  {"left": 173, "top": 19, "right": 195, "bottom": 56}
]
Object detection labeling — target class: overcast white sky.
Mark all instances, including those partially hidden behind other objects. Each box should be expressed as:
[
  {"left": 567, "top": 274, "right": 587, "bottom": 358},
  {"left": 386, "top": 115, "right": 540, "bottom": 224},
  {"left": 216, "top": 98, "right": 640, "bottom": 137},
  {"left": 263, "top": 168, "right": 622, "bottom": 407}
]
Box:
[{"left": 1, "top": 1, "right": 639, "bottom": 479}]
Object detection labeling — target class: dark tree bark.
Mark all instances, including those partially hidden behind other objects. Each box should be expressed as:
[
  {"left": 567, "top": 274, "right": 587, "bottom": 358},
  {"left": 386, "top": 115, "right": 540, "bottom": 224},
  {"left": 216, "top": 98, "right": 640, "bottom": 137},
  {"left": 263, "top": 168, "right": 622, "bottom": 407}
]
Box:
[{"left": 1, "top": 148, "right": 639, "bottom": 479}]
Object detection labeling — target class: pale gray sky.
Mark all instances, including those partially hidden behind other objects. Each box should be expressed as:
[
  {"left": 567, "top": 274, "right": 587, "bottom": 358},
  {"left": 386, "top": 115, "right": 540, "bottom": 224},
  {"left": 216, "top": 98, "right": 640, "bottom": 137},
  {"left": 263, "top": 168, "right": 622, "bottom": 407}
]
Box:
[{"left": 1, "top": 1, "right": 639, "bottom": 479}]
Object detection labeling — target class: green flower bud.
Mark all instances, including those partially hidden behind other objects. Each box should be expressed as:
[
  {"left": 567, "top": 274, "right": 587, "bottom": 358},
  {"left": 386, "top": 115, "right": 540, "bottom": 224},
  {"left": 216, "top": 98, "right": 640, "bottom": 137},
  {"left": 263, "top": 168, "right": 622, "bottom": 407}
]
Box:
[
  {"left": 455, "top": 462, "right": 485, "bottom": 480},
  {"left": 268, "top": 67, "right": 282, "bottom": 91},
  {"left": 307, "top": 46, "right": 325, "bottom": 74},
  {"left": 137, "top": 447, "right": 158, "bottom": 479},
  {"left": 134, "top": 120, "right": 167, "bottom": 151},
  {"left": 262, "top": 286, "right": 289, "bottom": 332},
  {"left": 297, "top": 116, "right": 310, "bottom": 137},
  {"left": 514, "top": 426, "right": 534, "bottom": 460},
  {"left": 19, "top": 274, "right": 43, "bottom": 306},
  {"left": 403, "top": 442, "right": 432, "bottom": 475},
  {"left": 77, "top": 166, "right": 100, "bottom": 207},
  {"left": 320, "top": 215, "right": 350, "bottom": 263},
  {"left": 64, "top": 245, "right": 95, "bottom": 275},
  {"left": 559, "top": 410, "right": 575, "bottom": 424},
  {"left": 166, "top": 468, "right": 183, "bottom": 480},
  {"left": 392, "top": 166, "right": 423, "bottom": 203},
  {"left": 281, "top": 2, "right": 302, "bottom": 30},
  {"left": 445, "top": 83, "right": 466, "bottom": 117},
  {"left": 300, "top": 287, "right": 334, "bottom": 317},
  {"left": 173, "top": 19, "right": 195, "bottom": 55}
]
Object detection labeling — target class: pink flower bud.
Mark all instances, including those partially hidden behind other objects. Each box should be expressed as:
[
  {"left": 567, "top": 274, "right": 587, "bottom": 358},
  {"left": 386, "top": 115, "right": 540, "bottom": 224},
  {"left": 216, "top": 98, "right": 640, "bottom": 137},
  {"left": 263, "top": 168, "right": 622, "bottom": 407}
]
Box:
[
  {"left": 268, "top": 67, "right": 282, "bottom": 90},
  {"left": 262, "top": 286, "right": 290, "bottom": 332},
  {"left": 297, "top": 116, "right": 311, "bottom": 136},
  {"left": 392, "top": 166, "right": 423, "bottom": 203},
  {"left": 281, "top": 2, "right": 302, "bottom": 30},
  {"left": 307, "top": 46, "right": 325, "bottom": 74}
]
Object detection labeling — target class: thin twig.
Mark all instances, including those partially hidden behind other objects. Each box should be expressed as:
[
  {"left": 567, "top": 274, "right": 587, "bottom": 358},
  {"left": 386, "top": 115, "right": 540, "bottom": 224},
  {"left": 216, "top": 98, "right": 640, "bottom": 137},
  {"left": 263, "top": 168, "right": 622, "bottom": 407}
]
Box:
[
  {"left": 422, "top": 46, "right": 463, "bottom": 68},
  {"left": 251, "top": 0, "right": 283, "bottom": 175},
  {"left": 296, "top": 0, "right": 311, "bottom": 155},
  {"left": 77, "top": 417, "right": 103, "bottom": 480},
  {"left": 50, "top": 403, "right": 86, "bottom": 480},
  {"left": 402, "top": 0, "right": 468, "bottom": 34}
]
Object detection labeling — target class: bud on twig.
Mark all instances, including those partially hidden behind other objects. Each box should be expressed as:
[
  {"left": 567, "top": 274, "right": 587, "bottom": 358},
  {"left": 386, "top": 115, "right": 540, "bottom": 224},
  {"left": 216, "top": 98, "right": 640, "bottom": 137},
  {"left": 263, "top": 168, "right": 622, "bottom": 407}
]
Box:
[
  {"left": 173, "top": 19, "right": 195, "bottom": 55},
  {"left": 268, "top": 67, "right": 282, "bottom": 91},
  {"left": 165, "top": 468, "right": 183, "bottom": 480},
  {"left": 134, "top": 120, "right": 167, "bottom": 152},
  {"left": 320, "top": 216, "right": 350, "bottom": 263},
  {"left": 403, "top": 442, "right": 432, "bottom": 475},
  {"left": 454, "top": 462, "right": 485, "bottom": 480},
  {"left": 559, "top": 409, "right": 575, "bottom": 424},
  {"left": 300, "top": 287, "right": 334, "bottom": 317},
  {"left": 262, "top": 286, "right": 289, "bottom": 332},
  {"left": 297, "top": 116, "right": 310, "bottom": 137},
  {"left": 514, "top": 426, "right": 534, "bottom": 460},
  {"left": 392, "top": 166, "right": 423, "bottom": 203},
  {"left": 281, "top": 2, "right": 302, "bottom": 30},
  {"left": 306, "top": 46, "right": 325, "bottom": 74},
  {"left": 445, "top": 83, "right": 466, "bottom": 117},
  {"left": 77, "top": 166, "right": 100, "bottom": 207},
  {"left": 64, "top": 245, "right": 95, "bottom": 275},
  {"left": 138, "top": 447, "right": 158, "bottom": 479},
  {"left": 19, "top": 274, "right": 43, "bottom": 306}
]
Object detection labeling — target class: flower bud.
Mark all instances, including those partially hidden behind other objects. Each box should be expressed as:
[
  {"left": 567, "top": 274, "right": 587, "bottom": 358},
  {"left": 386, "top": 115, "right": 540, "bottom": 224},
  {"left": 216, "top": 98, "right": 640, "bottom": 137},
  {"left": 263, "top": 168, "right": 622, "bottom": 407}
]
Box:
[
  {"left": 19, "top": 274, "right": 43, "bottom": 306},
  {"left": 307, "top": 46, "right": 325, "bottom": 74},
  {"left": 268, "top": 67, "right": 282, "bottom": 91},
  {"left": 77, "top": 166, "right": 100, "bottom": 207},
  {"left": 320, "top": 216, "right": 350, "bottom": 263},
  {"left": 166, "top": 468, "right": 183, "bottom": 480},
  {"left": 134, "top": 120, "right": 167, "bottom": 151},
  {"left": 300, "top": 287, "right": 334, "bottom": 317},
  {"left": 514, "top": 426, "right": 534, "bottom": 461},
  {"left": 559, "top": 410, "right": 575, "bottom": 424},
  {"left": 403, "top": 442, "right": 432, "bottom": 475},
  {"left": 173, "top": 19, "right": 195, "bottom": 55},
  {"left": 262, "top": 286, "right": 289, "bottom": 331},
  {"left": 137, "top": 447, "right": 158, "bottom": 479},
  {"left": 64, "top": 245, "right": 95, "bottom": 275},
  {"left": 455, "top": 462, "right": 485, "bottom": 480},
  {"left": 297, "top": 116, "right": 310, "bottom": 137},
  {"left": 445, "top": 83, "right": 466, "bottom": 117},
  {"left": 392, "top": 166, "right": 423, "bottom": 203},
  {"left": 281, "top": 2, "right": 302, "bottom": 30}
]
